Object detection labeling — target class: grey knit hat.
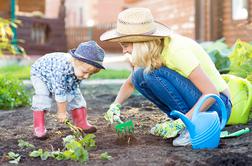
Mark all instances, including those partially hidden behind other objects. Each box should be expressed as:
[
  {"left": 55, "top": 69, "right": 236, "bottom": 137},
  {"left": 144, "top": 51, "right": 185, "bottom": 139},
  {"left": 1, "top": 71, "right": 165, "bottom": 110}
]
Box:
[{"left": 69, "top": 41, "right": 105, "bottom": 69}]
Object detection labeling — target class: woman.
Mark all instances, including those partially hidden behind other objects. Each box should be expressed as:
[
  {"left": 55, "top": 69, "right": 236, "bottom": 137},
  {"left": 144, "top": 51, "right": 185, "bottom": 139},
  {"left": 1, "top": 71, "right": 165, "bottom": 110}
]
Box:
[{"left": 100, "top": 8, "right": 232, "bottom": 146}]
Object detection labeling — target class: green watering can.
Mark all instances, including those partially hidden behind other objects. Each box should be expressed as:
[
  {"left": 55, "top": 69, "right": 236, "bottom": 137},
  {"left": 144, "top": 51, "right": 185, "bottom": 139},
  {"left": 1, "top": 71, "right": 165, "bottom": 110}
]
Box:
[{"left": 222, "top": 74, "right": 252, "bottom": 124}]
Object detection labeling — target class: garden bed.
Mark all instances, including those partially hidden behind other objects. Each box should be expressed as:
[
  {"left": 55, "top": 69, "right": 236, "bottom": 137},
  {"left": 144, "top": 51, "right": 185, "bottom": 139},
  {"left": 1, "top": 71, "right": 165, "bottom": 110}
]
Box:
[{"left": 0, "top": 84, "right": 252, "bottom": 166}]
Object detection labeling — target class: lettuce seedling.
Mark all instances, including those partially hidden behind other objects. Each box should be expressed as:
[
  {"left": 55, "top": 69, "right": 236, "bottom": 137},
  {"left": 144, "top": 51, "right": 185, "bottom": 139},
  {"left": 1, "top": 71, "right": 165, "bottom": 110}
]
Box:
[
  {"left": 18, "top": 139, "right": 35, "bottom": 149},
  {"left": 8, "top": 152, "right": 21, "bottom": 164},
  {"left": 100, "top": 152, "right": 112, "bottom": 160}
]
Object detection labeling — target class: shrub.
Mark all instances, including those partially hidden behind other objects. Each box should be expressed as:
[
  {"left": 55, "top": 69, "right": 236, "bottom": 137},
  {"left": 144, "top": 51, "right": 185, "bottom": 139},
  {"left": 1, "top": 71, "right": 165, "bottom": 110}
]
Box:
[
  {"left": 0, "top": 76, "right": 30, "bottom": 110},
  {"left": 0, "top": 17, "right": 26, "bottom": 55}
]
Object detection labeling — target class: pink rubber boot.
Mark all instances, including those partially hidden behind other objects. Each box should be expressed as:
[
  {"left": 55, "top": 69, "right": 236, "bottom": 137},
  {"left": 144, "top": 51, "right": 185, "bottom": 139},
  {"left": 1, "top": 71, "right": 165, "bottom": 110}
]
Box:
[
  {"left": 33, "top": 111, "right": 47, "bottom": 138},
  {"left": 71, "top": 107, "right": 97, "bottom": 133}
]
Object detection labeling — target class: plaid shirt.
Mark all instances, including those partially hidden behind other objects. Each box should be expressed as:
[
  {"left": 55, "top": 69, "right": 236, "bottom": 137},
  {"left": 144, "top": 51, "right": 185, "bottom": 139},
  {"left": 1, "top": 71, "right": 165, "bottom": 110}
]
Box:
[{"left": 31, "top": 52, "right": 81, "bottom": 102}]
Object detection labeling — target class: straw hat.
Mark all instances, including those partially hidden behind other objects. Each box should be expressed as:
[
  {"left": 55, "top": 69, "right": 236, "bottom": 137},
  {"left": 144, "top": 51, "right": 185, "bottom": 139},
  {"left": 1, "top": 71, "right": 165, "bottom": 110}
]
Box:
[{"left": 100, "top": 8, "right": 173, "bottom": 42}]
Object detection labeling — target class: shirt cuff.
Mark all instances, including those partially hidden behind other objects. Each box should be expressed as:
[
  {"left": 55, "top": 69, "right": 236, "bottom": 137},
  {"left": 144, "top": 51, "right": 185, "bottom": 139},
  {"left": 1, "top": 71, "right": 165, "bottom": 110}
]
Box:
[{"left": 55, "top": 95, "right": 67, "bottom": 102}]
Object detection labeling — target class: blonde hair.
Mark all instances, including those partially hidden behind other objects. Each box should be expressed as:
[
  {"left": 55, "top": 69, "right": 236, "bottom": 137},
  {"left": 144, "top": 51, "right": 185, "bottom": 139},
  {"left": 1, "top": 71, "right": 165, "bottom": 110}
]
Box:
[{"left": 131, "top": 39, "right": 164, "bottom": 73}]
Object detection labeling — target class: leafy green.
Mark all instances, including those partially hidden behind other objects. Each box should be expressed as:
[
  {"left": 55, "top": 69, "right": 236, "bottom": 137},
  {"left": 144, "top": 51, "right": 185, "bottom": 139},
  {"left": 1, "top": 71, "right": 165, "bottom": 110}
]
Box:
[
  {"left": 100, "top": 152, "right": 112, "bottom": 160},
  {"left": 63, "top": 139, "right": 89, "bottom": 163},
  {"left": 200, "top": 38, "right": 232, "bottom": 73},
  {"left": 229, "top": 40, "right": 252, "bottom": 83},
  {"left": 0, "top": 76, "right": 30, "bottom": 110},
  {"left": 29, "top": 134, "right": 95, "bottom": 163},
  {"left": 222, "top": 74, "right": 252, "bottom": 124},
  {"left": 29, "top": 121, "right": 97, "bottom": 163},
  {"left": 29, "top": 149, "right": 65, "bottom": 161},
  {"left": 200, "top": 38, "right": 229, "bottom": 52},
  {"left": 208, "top": 49, "right": 230, "bottom": 73},
  {"left": 29, "top": 149, "right": 50, "bottom": 161},
  {"left": 18, "top": 139, "right": 35, "bottom": 149},
  {"left": 79, "top": 134, "right": 96, "bottom": 151},
  {"left": 8, "top": 152, "right": 21, "bottom": 164}
]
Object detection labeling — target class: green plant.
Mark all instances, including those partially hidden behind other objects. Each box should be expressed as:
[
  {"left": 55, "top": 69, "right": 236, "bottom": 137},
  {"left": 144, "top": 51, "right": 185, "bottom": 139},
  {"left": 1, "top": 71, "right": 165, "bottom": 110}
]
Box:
[
  {"left": 0, "top": 17, "right": 25, "bottom": 55},
  {"left": 29, "top": 120, "right": 97, "bottom": 163},
  {"left": 200, "top": 38, "right": 232, "bottom": 73},
  {"left": 18, "top": 139, "right": 35, "bottom": 149},
  {"left": 29, "top": 134, "right": 96, "bottom": 163},
  {"left": 7, "top": 152, "right": 21, "bottom": 164},
  {"left": 79, "top": 134, "right": 96, "bottom": 151},
  {"left": 0, "top": 76, "right": 30, "bottom": 110},
  {"left": 62, "top": 136, "right": 89, "bottom": 162},
  {"left": 100, "top": 152, "right": 112, "bottom": 160},
  {"left": 29, "top": 149, "right": 52, "bottom": 161},
  {"left": 29, "top": 135, "right": 94, "bottom": 162},
  {"left": 229, "top": 40, "right": 252, "bottom": 83}
]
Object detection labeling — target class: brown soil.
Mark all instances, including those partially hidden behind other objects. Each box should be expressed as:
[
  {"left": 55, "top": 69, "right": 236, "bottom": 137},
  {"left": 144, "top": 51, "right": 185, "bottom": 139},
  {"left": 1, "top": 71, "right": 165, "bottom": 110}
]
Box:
[{"left": 0, "top": 84, "right": 252, "bottom": 166}]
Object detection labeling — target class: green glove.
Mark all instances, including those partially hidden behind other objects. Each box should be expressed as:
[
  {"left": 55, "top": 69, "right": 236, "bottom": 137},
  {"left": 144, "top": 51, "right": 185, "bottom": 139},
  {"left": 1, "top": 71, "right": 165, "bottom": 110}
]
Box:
[
  {"left": 104, "top": 103, "right": 123, "bottom": 124},
  {"left": 150, "top": 119, "right": 185, "bottom": 139}
]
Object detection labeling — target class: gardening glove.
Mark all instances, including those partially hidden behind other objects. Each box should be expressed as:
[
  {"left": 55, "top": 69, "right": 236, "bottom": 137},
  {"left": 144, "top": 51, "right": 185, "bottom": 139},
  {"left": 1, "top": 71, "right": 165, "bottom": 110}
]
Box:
[
  {"left": 104, "top": 103, "right": 123, "bottom": 124},
  {"left": 150, "top": 119, "right": 185, "bottom": 139}
]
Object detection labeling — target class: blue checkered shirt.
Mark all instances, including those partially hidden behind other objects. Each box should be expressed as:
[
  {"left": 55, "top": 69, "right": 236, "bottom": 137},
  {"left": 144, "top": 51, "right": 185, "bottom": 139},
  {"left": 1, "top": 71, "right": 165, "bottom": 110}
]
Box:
[{"left": 31, "top": 52, "right": 81, "bottom": 102}]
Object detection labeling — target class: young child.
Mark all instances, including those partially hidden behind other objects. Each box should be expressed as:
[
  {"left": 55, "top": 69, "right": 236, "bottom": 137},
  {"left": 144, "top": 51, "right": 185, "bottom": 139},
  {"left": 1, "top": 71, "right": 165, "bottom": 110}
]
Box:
[{"left": 31, "top": 40, "right": 105, "bottom": 138}]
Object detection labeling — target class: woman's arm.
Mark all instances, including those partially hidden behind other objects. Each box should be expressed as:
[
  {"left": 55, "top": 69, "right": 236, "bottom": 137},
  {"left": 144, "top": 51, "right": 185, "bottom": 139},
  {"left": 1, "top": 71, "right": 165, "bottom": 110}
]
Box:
[
  {"left": 114, "top": 73, "right": 135, "bottom": 104},
  {"left": 186, "top": 65, "right": 219, "bottom": 119}
]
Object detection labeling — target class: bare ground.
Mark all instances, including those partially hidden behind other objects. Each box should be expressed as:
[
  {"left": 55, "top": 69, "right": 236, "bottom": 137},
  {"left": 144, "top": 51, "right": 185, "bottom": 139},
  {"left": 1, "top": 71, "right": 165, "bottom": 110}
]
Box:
[{"left": 0, "top": 84, "right": 252, "bottom": 166}]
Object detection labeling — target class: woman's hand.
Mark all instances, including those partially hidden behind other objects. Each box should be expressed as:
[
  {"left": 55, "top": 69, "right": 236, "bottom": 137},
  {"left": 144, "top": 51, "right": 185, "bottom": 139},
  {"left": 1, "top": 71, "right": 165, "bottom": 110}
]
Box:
[
  {"left": 150, "top": 119, "right": 185, "bottom": 139},
  {"left": 104, "top": 103, "right": 123, "bottom": 124}
]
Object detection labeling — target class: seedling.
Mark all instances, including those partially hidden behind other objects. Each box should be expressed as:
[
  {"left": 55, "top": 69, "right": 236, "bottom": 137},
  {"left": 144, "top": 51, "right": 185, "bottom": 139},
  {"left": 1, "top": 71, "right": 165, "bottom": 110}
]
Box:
[
  {"left": 100, "top": 152, "right": 112, "bottom": 160},
  {"left": 29, "top": 134, "right": 96, "bottom": 163},
  {"left": 7, "top": 152, "right": 21, "bottom": 164},
  {"left": 18, "top": 139, "right": 35, "bottom": 149}
]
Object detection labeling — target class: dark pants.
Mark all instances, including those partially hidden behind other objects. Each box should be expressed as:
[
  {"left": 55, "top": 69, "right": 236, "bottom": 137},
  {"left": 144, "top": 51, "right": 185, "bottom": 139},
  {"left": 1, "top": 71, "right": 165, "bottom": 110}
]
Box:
[{"left": 131, "top": 67, "right": 232, "bottom": 121}]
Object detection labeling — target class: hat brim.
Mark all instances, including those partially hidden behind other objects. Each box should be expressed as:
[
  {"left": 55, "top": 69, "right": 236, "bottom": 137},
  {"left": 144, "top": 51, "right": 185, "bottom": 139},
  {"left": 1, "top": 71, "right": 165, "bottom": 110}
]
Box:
[
  {"left": 100, "top": 21, "right": 173, "bottom": 42},
  {"left": 69, "top": 49, "right": 105, "bottom": 69}
]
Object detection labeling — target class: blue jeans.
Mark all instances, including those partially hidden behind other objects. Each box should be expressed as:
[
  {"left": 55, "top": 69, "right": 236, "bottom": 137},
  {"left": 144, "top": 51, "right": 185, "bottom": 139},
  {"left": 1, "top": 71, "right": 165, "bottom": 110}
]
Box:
[{"left": 131, "top": 67, "right": 231, "bottom": 121}]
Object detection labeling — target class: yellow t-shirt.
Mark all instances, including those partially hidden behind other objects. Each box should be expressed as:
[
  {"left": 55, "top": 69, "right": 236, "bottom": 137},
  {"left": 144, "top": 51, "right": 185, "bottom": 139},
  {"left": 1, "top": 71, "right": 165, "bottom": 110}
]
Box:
[{"left": 160, "top": 34, "right": 228, "bottom": 92}]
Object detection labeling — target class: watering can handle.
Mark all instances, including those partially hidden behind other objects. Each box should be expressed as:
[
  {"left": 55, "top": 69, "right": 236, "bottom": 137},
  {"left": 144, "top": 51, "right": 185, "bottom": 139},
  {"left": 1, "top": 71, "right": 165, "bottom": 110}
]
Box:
[{"left": 193, "top": 94, "right": 227, "bottom": 130}]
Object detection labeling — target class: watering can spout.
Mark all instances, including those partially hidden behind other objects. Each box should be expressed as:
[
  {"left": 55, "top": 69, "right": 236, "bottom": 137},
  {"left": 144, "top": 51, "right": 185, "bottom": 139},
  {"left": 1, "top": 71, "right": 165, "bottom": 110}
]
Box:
[{"left": 170, "top": 111, "right": 195, "bottom": 135}]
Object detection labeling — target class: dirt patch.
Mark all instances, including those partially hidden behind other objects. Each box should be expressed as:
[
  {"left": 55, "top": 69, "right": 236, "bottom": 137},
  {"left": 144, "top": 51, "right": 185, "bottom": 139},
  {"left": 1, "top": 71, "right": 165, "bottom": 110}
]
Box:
[{"left": 0, "top": 84, "right": 252, "bottom": 166}]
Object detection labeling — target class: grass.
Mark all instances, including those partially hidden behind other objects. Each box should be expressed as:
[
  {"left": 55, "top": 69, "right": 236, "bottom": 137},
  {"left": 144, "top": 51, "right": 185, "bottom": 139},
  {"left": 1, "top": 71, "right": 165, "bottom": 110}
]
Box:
[
  {"left": 90, "top": 69, "right": 131, "bottom": 79},
  {"left": 0, "top": 65, "right": 131, "bottom": 80},
  {"left": 0, "top": 65, "right": 31, "bottom": 80}
]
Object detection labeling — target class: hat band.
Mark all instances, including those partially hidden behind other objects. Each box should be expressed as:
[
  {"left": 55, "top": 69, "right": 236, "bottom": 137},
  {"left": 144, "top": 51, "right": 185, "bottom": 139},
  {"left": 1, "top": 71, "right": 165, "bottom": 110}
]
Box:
[
  {"left": 116, "top": 27, "right": 156, "bottom": 36},
  {"left": 74, "top": 52, "right": 103, "bottom": 65},
  {"left": 118, "top": 18, "right": 153, "bottom": 25}
]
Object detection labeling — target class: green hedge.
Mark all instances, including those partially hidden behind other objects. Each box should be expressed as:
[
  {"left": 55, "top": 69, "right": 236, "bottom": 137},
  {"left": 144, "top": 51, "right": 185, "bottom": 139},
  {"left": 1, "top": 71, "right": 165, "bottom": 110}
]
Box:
[{"left": 0, "top": 77, "right": 30, "bottom": 110}]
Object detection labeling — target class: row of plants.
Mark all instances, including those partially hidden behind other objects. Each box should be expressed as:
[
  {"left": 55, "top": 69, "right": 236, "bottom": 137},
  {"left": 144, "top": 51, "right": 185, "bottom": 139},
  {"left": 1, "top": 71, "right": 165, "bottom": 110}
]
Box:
[
  {"left": 201, "top": 39, "right": 252, "bottom": 121},
  {"left": 200, "top": 38, "right": 252, "bottom": 82},
  {"left": 5, "top": 121, "right": 112, "bottom": 164}
]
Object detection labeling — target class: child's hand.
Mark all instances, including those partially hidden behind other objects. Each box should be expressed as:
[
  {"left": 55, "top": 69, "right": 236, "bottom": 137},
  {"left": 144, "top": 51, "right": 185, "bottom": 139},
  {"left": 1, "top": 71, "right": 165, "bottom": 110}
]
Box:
[{"left": 57, "top": 111, "right": 68, "bottom": 123}]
